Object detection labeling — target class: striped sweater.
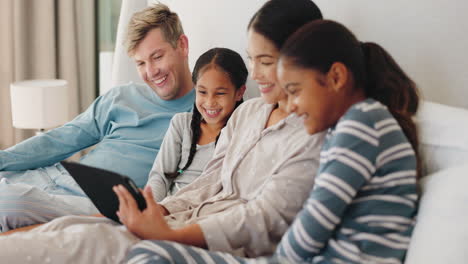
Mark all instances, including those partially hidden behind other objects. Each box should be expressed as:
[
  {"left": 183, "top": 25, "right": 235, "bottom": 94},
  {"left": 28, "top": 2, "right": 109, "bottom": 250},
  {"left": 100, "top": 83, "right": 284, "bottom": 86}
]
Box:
[{"left": 276, "top": 98, "right": 418, "bottom": 263}]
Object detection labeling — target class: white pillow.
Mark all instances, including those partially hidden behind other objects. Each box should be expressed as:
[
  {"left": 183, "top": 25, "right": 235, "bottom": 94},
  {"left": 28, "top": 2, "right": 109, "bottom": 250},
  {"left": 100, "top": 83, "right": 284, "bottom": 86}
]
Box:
[
  {"left": 405, "top": 163, "right": 468, "bottom": 264},
  {"left": 415, "top": 101, "right": 468, "bottom": 175}
]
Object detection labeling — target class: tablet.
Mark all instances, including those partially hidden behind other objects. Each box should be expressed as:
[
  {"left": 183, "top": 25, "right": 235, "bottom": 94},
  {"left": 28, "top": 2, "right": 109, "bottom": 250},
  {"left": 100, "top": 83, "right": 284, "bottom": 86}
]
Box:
[{"left": 60, "top": 161, "right": 147, "bottom": 223}]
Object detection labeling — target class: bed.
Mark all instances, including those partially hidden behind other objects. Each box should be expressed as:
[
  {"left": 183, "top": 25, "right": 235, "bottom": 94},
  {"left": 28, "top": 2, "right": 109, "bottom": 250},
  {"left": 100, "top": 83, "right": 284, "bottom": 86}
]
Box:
[{"left": 405, "top": 101, "right": 468, "bottom": 263}]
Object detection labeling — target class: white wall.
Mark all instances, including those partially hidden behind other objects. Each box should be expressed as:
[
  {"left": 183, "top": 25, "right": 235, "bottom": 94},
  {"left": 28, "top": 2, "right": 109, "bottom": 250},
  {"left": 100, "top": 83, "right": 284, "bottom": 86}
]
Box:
[
  {"left": 161, "top": 0, "right": 468, "bottom": 108},
  {"left": 314, "top": 0, "right": 468, "bottom": 109},
  {"left": 114, "top": 0, "right": 468, "bottom": 108}
]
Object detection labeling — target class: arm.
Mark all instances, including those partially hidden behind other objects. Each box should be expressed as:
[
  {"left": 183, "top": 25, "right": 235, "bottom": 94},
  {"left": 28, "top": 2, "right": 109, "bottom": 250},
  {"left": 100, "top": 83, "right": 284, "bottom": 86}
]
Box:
[
  {"left": 0, "top": 94, "right": 111, "bottom": 171},
  {"left": 275, "top": 123, "right": 378, "bottom": 261},
  {"left": 159, "top": 108, "right": 237, "bottom": 214},
  {"left": 157, "top": 147, "right": 224, "bottom": 214},
  {"left": 146, "top": 114, "right": 186, "bottom": 202}
]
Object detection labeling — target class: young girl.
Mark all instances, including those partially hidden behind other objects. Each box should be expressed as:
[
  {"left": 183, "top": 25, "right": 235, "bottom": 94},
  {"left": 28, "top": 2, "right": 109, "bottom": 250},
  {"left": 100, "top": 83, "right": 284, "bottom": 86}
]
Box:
[
  {"left": 124, "top": 20, "right": 420, "bottom": 264},
  {"left": 274, "top": 19, "right": 420, "bottom": 263},
  {"left": 148, "top": 47, "right": 246, "bottom": 202}
]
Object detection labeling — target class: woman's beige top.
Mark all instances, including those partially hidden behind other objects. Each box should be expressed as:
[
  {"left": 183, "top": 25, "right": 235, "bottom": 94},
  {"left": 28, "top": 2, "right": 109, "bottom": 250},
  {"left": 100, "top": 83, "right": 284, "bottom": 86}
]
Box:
[{"left": 161, "top": 97, "right": 326, "bottom": 257}]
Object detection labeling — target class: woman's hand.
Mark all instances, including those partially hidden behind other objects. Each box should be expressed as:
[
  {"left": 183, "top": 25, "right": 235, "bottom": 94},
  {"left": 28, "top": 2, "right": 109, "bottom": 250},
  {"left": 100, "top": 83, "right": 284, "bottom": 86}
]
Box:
[
  {"left": 114, "top": 185, "right": 207, "bottom": 248},
  {"left": 113, "top": 185, "right": 174, "bottom": 240}
]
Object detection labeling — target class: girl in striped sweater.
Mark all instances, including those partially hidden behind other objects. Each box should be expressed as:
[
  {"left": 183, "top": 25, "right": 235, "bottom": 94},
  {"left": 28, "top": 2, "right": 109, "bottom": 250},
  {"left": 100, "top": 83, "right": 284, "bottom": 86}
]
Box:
[
  {"left": 124, "top": 19, "right": 420, "bottom": 264},
  {"left": 274, "top": 19, "right": 420, "bottom": 263}
]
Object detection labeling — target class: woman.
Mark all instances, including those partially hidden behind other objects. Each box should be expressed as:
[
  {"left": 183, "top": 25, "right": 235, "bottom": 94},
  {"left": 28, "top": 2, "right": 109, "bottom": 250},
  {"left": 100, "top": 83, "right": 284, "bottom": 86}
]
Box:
[
  {"left": 126, "top": 19, "right": 420, "bottom": 264},
  {"left": 114, "top": 0, "right": 324, "bottom": 256}
]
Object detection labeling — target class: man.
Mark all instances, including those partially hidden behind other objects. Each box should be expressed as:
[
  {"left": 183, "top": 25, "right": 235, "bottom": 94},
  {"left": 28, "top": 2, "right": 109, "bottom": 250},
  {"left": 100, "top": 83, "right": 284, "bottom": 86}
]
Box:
[{"left": 0, "top": 3, "right": 194, "bottom": 232}]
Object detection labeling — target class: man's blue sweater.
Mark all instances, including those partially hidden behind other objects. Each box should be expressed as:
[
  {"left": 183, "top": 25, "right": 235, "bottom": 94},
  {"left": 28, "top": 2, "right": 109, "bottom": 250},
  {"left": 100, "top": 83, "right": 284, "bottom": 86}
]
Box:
[{"left": 0, "top": 82, "right": 195, "bottom": 187}]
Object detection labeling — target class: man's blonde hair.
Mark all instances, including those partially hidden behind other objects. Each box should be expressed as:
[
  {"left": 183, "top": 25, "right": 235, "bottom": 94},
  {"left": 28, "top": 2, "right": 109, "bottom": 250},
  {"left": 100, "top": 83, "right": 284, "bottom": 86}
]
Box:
[{"left": 125, "top": 3, "right": 184, "bottom": 56}]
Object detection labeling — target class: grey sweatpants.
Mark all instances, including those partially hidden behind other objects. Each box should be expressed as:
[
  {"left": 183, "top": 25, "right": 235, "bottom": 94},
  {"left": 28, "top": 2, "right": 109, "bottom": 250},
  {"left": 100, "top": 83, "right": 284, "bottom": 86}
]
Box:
[{"left": 0, "top": 163, "right": 99, "bottom": 232}]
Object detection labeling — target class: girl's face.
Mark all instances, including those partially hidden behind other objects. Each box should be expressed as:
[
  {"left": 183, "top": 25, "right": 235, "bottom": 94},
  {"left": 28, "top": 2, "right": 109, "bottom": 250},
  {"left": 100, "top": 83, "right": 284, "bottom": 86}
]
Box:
[
  {"left": 195, "top": 67, "right": 244, "bottom": 126},
  {"left": 278, "top": 60, "right": 337, "bottom": 134},
  {"left": 246, "top": 30, "right": 287, "bottom": 104}
]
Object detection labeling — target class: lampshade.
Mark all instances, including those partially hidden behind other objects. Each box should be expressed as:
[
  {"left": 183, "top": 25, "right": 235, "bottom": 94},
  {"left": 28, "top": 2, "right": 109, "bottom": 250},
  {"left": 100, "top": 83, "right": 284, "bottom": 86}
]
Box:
[{"left": 10, "top": 79, "right": 69, "bottom": 129}]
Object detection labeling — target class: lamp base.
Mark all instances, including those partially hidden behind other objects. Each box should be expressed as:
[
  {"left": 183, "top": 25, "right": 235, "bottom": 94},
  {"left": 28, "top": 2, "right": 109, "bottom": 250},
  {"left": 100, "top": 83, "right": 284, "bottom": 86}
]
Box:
[{"left": 35, "top": 129, "right": 46, "bottom": 136}]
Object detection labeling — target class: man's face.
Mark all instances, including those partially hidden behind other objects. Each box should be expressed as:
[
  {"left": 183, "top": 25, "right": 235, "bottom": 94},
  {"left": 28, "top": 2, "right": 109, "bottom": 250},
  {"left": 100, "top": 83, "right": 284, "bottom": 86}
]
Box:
[{"left": 133, "top": 28, "right": 189, "bottom": 100}]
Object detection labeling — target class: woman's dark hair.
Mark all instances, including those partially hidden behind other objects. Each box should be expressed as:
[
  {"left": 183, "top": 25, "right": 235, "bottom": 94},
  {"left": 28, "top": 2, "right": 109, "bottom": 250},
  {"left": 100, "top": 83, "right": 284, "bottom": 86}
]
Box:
[
  {"left": 280, "top": 20, "right": 422, "bottom": 178},
  {"left": 166, "top": 48, "right": 247, "bottom": 178},
  {"left": 247, "top": 0, "right": 322, "bottom": 50}
]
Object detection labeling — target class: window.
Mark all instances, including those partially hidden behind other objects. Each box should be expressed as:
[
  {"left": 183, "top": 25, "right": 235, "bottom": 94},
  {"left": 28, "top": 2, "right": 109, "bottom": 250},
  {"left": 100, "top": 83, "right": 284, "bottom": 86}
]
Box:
[{"left": 98, "top": 0, "right": 122, "bottom": 94}]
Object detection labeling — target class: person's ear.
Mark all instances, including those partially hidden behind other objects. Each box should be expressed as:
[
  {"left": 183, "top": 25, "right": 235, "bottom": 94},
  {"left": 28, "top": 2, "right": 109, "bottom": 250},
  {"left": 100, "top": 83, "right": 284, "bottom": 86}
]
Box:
[
  {"left": 177, "top": 34, "right": 189, "bottom": 57},
  {"left": 326, "top": 62, "right": 348, "bottom": 93},
  {"left": 235, "top": 85, "right": 247, "bottom": 101}
]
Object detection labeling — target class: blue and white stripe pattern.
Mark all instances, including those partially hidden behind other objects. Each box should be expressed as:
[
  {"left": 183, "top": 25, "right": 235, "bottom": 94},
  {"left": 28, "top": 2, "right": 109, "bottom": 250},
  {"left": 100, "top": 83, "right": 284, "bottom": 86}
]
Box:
[
  {"left": 276, "top": 99, "right": 418, "bottom": 263},
  {"left": 126, "top": 240, "right": 250, "bottom": 264},
  {"left": 123, "top": 99, "right": 418, "bottom": 264},
  {"left": 125, "top": 240, "right": 293, "bottom": 264}
]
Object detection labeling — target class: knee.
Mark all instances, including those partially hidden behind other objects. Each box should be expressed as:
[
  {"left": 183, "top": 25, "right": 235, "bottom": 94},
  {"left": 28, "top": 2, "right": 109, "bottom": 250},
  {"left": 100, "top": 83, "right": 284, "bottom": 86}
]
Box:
[
  {"left": 0, "top": 185, "right": 30, "bottom": 216},
  {"left": 0, "top": 183, "right": 42, "bottom": 215},
  {"left": 0, "top": 203, "right": 37, "bottom": 232},
  {"left": 0, "top": 184, "right": 50, "bottom": 232},
  {"left": 0, "top": 202, "right": 35, "bottom": 232}
]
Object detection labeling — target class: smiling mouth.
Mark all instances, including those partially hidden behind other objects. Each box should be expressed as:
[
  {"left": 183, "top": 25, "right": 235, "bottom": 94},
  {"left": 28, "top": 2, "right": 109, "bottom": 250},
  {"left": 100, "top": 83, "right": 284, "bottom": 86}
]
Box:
[
  {"left": 204, "top": 109, "right": 221, "bottom": 118},
  {"left": 258, "top": 83, "right": 274, "bottom": 93},
  {"left": 152, "top": 75, "right": 168, "bottom": 86}
]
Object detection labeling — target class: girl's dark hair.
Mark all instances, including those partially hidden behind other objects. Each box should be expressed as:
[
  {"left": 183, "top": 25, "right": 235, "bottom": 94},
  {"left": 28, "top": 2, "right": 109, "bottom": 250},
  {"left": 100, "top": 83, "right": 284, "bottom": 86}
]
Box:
[
  {"left": 281, "top": 20, "right": 422, "bottom": 178},
  {"left": 247, "top": 0, "right": 322, "bottom": 50},
  {"left": 166, "top": 48, "right": 247, "bottom": 179}
]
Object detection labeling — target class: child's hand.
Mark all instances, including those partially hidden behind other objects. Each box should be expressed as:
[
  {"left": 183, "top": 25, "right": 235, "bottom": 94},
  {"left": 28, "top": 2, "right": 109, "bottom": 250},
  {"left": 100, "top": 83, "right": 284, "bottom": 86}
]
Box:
[{"left": 113, "top": 185, "right": 174, "bottom": 240}]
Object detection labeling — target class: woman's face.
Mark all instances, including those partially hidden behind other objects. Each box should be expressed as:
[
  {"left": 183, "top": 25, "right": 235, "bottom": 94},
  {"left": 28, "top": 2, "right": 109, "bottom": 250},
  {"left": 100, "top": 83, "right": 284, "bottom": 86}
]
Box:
[
  {"left": 195, "top": 67, "right": 244, "bottom": 126},
  {"left": 246, "top": 30, "right": 287, "bottom": 104},
  {"left": 278, "top": 59, "right": 336, "bottom": 134}
]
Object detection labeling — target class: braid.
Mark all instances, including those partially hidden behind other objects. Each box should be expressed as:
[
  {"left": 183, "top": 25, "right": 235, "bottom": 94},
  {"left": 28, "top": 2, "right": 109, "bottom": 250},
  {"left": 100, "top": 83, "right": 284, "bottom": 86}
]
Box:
[
  {"left": 166, "top": 104, "right": 202, "bottom": 179},
  {"left": 183, "top": 104, "right": 203, "bottom": 172}
]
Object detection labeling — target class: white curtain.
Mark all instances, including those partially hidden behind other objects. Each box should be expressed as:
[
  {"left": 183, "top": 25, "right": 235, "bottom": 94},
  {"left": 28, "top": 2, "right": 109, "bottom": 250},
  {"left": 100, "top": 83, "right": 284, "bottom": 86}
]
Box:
[
  {"left": 107, "top": 0, "right": 148, "bottom": 95},
  {"left": 0, "top": 0, "right": 96, "bottom": 149}
]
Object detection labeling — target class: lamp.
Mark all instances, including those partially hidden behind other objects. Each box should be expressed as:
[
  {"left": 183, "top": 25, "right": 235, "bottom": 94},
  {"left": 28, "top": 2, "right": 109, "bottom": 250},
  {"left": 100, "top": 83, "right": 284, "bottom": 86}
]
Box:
[{"left": 10, "top": 79, "right": 69, "bottom": 135}]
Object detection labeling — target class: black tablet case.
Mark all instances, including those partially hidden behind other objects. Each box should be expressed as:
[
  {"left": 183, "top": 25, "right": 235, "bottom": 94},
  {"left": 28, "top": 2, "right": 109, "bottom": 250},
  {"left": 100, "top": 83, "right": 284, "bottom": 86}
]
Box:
[{"left": 60, "top": 161, "right": 146, "bottom": 223}]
